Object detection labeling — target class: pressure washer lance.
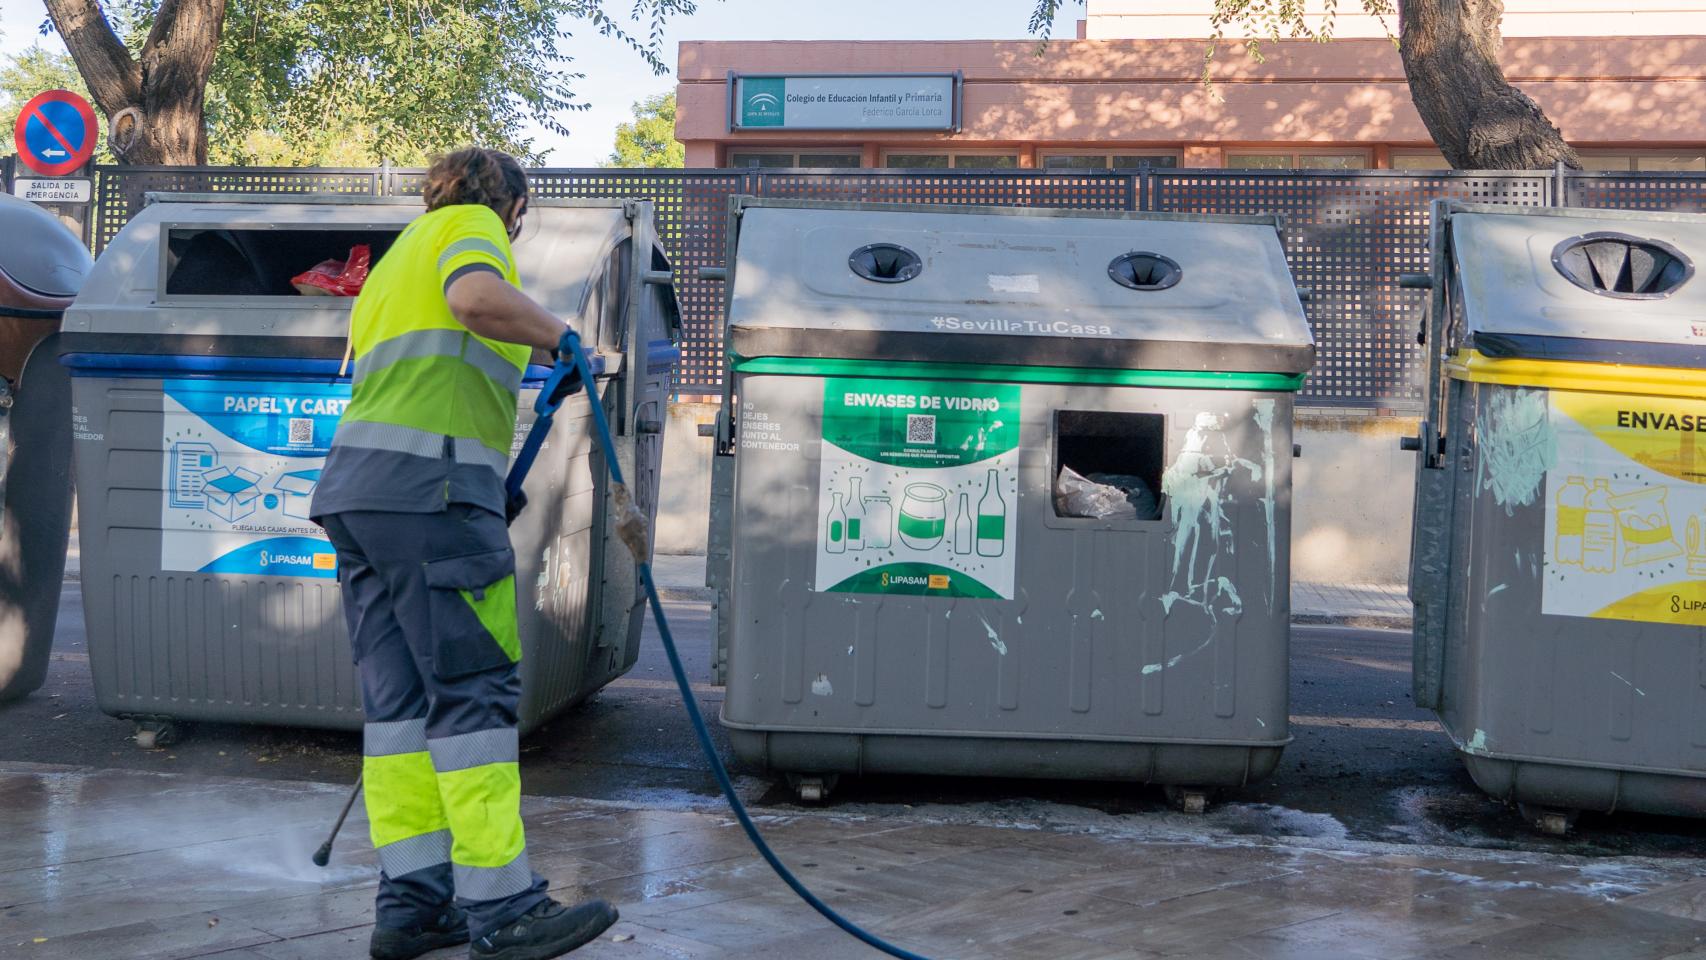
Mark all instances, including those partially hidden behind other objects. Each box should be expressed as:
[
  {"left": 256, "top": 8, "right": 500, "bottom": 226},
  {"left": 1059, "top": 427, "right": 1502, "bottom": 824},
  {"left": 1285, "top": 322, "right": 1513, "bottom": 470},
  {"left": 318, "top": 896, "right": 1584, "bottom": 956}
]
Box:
[
  {"left": 316, "top": 330, "right": 932, "bottom": 960},
  {"left": 311, "top": 774, "right": 362, "bottom": 867}
]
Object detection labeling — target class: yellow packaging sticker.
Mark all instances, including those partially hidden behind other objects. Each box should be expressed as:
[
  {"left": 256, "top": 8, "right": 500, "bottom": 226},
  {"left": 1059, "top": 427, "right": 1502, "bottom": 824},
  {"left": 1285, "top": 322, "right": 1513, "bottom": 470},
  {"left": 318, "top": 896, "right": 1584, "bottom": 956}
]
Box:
[
  {"left": 927, "top": 574, "right": 951, "bottom": 590},
  {"left": 313, "top": 553, "right": 337, "bottom": 571},
  {"left": 1543, "top": 389, "right": 1706, "bottom": 624}
]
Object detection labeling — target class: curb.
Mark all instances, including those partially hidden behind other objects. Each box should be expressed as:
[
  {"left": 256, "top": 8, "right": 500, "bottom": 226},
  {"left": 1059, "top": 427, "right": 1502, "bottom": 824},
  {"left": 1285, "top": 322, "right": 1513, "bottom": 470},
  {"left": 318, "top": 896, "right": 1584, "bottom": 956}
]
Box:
[{"left": 1292, "top": 613, "right": 1411, "bottom": 630}]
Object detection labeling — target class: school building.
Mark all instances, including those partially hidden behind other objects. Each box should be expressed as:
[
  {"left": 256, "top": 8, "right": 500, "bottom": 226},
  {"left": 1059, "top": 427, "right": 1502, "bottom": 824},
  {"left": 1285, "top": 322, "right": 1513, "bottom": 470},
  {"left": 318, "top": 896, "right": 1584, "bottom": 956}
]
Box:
[{"left": 674, "top": 0, "right": 1706, "bottom": 172}]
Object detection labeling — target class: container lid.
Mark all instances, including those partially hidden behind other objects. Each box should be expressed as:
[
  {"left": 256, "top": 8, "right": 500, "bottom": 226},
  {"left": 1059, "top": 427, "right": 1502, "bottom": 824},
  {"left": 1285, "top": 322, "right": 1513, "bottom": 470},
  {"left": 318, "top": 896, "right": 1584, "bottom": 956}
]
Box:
[
  {"left": 726, "top": 200, "right": 1315, "bottom": 375},
  {"left": 0, "top": 192, "right": 92, "bottom": 301},
  {"left": 63, "top": 196, "right": 637, "bottom": 355},
  {"left": 1450, "top": 206, "right": 1706, "bottom": 368}
]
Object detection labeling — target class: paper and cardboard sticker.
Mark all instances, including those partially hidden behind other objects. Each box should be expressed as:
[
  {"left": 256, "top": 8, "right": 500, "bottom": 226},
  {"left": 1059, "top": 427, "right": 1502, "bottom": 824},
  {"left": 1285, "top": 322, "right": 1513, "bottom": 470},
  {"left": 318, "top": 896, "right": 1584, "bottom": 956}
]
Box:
[
  {"left": 161, "top": 379, "right": 349, "bottom": 578},
  {"left": 814, "top": 378, "right": 1019, "bottom": 599},
  {"left": 1542, "top": 389, "right": 1706, "bottom": 624}
]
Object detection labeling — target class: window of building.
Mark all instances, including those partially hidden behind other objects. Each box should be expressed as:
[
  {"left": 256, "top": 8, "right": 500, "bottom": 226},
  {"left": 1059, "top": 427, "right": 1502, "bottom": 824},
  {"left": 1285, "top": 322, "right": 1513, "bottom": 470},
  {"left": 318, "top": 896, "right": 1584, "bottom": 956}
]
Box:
[
  {"left": 1226, "top": 152, "right": 1369, "bottom": 170},
  {"left": 883, "top": 152, "right": 1020, "bottom": 170},
  {"left": 1391, "top": 151, "right": 1449, "bottom": 170},
  {"left": 727, "top": 150, "right": 862, "bottom": 169},
  {"left": 1041, "top": 152, "right": 1180, "bottom": 170}
]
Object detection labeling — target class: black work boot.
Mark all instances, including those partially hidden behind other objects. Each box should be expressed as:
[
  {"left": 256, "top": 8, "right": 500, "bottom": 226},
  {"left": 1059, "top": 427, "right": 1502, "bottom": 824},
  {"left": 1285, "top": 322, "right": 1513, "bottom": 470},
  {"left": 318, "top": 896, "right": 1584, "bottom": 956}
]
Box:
[
  {"left": 470, "top": 898, "right": 619, "bottom": 960},
  {"left": 370, "top": 905, "right": 470, "bottom": 960}
]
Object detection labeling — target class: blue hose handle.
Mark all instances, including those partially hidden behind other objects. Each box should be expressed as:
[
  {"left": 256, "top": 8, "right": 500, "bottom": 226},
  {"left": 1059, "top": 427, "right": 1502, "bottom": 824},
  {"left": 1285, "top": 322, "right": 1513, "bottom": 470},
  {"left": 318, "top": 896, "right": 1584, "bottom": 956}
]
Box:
[{"left": 504, "top": 329, "right": 588, "bottom": 503}]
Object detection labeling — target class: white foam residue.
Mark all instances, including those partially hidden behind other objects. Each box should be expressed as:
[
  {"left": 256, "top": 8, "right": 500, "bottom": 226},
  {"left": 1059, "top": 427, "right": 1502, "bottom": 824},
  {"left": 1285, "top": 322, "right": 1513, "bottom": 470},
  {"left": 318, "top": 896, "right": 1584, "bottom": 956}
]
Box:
[
  {"left": 1256, "top": 717, "right": 1267, "bottom": 728},
  {"left": 1487, "top": 583, "right": 1507, "bottom": 599},
  {"left": 1465, "top": 729, "right": 1489, "bottom": 754},
  {"left": 811, "top": 675, "right": 833, "bottom": 697},
  {"left": 979, "top": 615, "right": 1007, "bottom": 656},
  {"left": 1475, "top": 388, "right": 1556, "bottom": 515},
  {"left": 1090, "top": 609, "right": 1104, "bottom": 620},
  {"left": 847, "top": 645, "right": 854, "bottom": 656}
]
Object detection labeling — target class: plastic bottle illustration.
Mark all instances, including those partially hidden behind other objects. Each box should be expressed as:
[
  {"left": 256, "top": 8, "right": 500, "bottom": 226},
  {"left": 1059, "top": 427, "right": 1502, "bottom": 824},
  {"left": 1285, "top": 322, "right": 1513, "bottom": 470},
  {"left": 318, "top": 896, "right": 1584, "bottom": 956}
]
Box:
[
  {"left": 976, "top": 467, "right": 1006, "bottom": 557},
  {"left": 826, "top": 491, "right": 847, "bottom": 554},
  {"left": 846, "top": 476, "right": 867, "bottom": 551},
  {"left": 1555, "top": 475, "right": 1587, "bottom": 566},
  {"left": 954, "top": 492, "right": 973, "bottom": 555},
  {"left": 864, "top": 495, "right": 893, "bottom": 549},
  {"left": 1581, "top": 479, "right": 1617, "bottom": 574}
]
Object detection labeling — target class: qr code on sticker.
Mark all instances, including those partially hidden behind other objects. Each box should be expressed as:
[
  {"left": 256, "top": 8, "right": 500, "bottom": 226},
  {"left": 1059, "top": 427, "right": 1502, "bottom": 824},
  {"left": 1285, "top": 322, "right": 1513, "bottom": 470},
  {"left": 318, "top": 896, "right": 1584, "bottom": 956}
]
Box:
[
  {"left": 905, "top": 414, "right": 936, "bottom": 445},
  {"left": 288, "top": 418, "right": 314, "bottom": 446}
]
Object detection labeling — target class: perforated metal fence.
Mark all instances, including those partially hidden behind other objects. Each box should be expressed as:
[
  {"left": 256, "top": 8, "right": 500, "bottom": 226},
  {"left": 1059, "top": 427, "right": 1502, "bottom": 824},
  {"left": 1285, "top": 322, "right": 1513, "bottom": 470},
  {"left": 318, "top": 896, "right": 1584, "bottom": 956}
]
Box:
[{"left": 87, "top": 164, "right": 1706, "bottom": 407}]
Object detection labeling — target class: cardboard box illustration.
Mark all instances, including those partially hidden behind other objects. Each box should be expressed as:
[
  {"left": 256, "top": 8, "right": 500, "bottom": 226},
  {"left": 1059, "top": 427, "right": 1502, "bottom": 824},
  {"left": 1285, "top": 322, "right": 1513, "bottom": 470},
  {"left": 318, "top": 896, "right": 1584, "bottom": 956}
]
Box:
[
  {"left": 273, "top": 469, "right": 322, "bottom": 520},
  {"left": 202, "top": 467, "right": 263, "bottom": 523}
]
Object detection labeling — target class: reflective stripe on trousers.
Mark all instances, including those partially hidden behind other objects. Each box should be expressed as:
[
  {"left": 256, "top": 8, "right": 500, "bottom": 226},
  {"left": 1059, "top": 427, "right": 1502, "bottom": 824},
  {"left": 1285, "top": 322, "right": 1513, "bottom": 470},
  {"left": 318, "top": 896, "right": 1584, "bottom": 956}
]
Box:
[
  {"left": 430, "top": 727, "right": 533, "bottom": 902},
  {"left": 363, "top": 717, "right": 453, "bottom": 879}
]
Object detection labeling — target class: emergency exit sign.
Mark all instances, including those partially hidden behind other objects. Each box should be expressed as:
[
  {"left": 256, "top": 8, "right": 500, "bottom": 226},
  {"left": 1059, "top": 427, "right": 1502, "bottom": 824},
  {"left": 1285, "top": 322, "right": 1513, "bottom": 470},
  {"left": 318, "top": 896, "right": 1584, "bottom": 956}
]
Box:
[
  {"left": 13, "top": 177, "right": 93, "bottom": 204},
  {"left": 731, "top": 74, "right": 960, "bottom": 131}
]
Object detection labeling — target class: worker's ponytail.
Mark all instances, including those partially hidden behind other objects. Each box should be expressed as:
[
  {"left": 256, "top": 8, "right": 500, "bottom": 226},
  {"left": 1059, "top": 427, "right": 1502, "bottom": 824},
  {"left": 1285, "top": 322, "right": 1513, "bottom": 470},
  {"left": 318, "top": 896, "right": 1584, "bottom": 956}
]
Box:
[{"left": 422, "top": 147, "right": 528, "bottom": 217}]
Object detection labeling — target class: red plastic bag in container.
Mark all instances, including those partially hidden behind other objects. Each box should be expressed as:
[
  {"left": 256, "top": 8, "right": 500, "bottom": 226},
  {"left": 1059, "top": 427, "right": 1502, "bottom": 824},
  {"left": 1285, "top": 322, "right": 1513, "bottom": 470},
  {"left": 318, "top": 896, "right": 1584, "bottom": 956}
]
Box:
[{"left": 292, "top": 245, "right": 372, "bottom": 296}]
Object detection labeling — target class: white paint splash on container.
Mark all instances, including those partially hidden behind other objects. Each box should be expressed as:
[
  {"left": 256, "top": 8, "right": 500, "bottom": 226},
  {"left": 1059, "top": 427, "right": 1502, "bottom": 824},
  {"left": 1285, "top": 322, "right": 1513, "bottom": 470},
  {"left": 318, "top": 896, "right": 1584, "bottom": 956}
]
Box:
[
  {"left": 1476, "top": 388, "right": 1556, "bottom": 515},
  {"left": 980, "top": 615, "right": 1007, "bottom": 656},
  {"left": 1252, "top": 398, "right": 1278, "bottom": 604},
  {"left": 1465, "top": 729, "right": 1489, "bottom": 754},
  {"left": 811, "top": 675, "right": 833, "bottom": 697}
]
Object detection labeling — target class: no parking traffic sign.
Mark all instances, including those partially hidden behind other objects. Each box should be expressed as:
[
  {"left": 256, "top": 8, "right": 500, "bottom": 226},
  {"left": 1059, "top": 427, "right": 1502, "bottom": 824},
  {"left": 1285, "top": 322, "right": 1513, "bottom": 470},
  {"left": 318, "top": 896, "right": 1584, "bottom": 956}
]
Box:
[{"left": 13, "top": 90, "right": 99, "bottom": 177}]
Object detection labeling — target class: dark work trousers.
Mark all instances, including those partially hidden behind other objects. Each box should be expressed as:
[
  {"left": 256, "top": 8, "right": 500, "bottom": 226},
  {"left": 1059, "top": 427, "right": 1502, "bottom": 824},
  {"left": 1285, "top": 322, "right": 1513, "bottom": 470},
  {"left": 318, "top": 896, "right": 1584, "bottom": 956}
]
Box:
[{"left": 320, "top": 505, "right": 548, "bottom": 940}]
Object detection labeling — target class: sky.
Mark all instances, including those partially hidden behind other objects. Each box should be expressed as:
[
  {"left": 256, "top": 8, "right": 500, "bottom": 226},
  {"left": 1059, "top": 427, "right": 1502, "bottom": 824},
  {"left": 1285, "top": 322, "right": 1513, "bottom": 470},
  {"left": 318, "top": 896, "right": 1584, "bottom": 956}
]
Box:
[{"left": 0, "top": 0, "right": 1082, "bottom": 166}]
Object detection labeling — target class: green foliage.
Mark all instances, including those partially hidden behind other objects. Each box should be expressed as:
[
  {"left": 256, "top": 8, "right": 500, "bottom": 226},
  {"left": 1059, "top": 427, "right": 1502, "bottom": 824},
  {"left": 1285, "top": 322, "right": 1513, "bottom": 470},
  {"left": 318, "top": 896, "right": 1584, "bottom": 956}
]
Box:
[
  {"left": 97, "top": 0, "right": 699, "bottom": 166},
  {"left": 605, "top": 91, "right": 683, "bottom": 168},
  {"left": 0, "top": 42, "right": 114, "bottom": 162}
]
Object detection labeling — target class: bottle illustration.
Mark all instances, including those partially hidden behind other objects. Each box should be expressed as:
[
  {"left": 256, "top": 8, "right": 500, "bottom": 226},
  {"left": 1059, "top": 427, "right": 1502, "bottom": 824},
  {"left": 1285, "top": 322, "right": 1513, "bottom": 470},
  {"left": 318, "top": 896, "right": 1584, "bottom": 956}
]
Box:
[
  {"left": 826, "top": 491, "right": 847, "bottom": 554},
  {"left": 954, "top": 492, "right": 973, "bottom": 555},
  {"left": 1555, "top": 475, "right": 1587, "bottom": 565},
  {"left": 976, "top": 467, "right": 1006, "bottom": 557},
  {"left": 898, "top": 483, "right": 947, "bottom": 550},
  {"left": 846, "top": 476, "right": 867, "bottom": 551},
  {"left": 865, "top": 495, "right": 893, "bottom": 549},
  {"left": 1581, "top": 479, "right": 1617, "bottom": 573}
]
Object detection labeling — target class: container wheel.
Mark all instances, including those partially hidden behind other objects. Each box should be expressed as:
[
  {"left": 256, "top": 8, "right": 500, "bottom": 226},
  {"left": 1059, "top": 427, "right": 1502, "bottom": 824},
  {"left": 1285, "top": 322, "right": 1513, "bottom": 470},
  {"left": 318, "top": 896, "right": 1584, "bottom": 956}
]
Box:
[
  {"left": 1517, "top": 803, "right": 1578, "bottom": 836},
  {"left": 1163, "top": 785, "right": 1211, "bottom": 814},
  {"left": 133, "top": 719, "right": 178, "bottom": 750},
  {"left": 787, "top": 774, "right": 838, "bottom": 804}
]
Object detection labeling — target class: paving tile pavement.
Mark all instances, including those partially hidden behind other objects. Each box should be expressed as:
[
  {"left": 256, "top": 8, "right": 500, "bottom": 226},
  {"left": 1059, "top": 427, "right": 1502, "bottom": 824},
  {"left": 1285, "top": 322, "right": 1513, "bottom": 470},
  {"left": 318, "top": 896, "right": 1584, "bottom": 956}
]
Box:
[{"left": 6, "top": 763, "right": 1705, "bottom": 960}]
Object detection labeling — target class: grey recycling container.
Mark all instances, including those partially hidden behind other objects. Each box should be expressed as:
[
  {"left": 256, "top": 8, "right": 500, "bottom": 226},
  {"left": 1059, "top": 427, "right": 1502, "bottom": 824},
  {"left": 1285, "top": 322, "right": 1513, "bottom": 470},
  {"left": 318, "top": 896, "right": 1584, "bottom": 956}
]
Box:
[
  {"left": 58, "top": 194, "right": 679, "bottom": 740},
  {"left": 1408, "top": 201, "right": 1706, "bottom": 831},
  {"left": 0, "top": 193, "right": 89, "bottom": 702},
  {"left": 708, "top": 198, "right": 1315, "bottom": 802}
]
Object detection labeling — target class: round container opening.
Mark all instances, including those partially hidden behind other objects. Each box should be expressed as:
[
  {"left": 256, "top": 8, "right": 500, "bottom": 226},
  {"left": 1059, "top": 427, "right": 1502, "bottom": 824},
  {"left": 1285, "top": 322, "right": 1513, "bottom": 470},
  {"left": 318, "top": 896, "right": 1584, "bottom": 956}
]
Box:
[
  {"left": 1108, "top": 252, "right": 1182, "bottom": 291},
  {"left": 849, "top": 243, "right": 923, "bottom": 284},
  {"left": 1551, "top": 232, "right": 1693, "bottom": 299}
]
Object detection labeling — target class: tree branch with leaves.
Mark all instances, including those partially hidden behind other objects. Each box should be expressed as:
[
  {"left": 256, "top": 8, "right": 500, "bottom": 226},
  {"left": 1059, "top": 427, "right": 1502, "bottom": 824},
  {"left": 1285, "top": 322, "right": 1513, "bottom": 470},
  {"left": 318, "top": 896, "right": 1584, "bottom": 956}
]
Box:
[{"left": 1029, "top": 0, "right": 1580, "bottom": 170}]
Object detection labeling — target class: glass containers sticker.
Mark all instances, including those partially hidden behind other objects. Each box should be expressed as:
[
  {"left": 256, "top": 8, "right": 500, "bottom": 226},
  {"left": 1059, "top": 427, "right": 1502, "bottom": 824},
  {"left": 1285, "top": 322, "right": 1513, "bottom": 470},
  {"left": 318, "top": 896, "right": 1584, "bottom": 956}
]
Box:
[{"left": 816, "top": 378, "right": 1019, "bottom": 598}]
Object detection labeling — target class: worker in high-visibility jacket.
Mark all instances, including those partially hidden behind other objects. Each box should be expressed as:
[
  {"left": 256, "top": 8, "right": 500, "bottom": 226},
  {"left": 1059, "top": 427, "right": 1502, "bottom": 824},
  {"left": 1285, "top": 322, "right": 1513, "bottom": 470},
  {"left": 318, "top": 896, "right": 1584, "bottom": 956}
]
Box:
[{"left": 311, "top": 147, "right": 614, "bottom": 960}]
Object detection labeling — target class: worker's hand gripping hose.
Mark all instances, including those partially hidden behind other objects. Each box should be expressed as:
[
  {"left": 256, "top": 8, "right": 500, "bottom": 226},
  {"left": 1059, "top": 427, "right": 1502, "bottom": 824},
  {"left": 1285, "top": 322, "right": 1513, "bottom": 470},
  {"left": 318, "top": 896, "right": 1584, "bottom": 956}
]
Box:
[{"left": 553, "top": 329, "right": 933, "bottom": 960}]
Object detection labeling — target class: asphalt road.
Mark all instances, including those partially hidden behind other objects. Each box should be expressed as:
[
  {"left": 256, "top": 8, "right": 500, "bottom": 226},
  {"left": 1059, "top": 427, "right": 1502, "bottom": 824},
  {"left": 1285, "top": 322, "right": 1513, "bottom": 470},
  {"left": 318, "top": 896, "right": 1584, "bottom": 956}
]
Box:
[{"left": 6, "top": 582, "right": 1706, "bottom": 863}]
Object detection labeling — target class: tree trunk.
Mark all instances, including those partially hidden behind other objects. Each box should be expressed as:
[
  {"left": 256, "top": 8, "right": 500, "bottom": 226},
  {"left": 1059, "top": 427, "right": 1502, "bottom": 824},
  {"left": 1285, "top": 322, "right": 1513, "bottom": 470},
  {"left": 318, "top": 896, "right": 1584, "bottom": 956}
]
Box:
[
  {"left": 1399, "top": 0, "right": 1580, "bottom": 170},
  {"left": 43, "top": 0, "right": 226, "bottom": 165}
]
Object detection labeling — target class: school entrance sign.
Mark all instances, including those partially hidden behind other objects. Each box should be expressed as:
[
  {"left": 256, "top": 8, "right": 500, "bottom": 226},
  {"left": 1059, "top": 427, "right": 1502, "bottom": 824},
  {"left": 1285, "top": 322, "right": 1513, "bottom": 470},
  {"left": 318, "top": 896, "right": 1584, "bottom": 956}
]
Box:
[{"left": 730, "top": 74, "right": 960, "bottom": 131}]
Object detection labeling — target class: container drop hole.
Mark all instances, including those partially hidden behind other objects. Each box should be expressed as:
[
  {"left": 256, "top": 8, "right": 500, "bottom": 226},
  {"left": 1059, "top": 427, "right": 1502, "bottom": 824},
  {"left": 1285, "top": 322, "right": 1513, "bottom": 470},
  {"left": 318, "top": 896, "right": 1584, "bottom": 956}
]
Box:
[
  {"left": 165, "top": 227, "right": 402, "bottom": 297},
  {"left": 1053, "top": 411, "right": 1164, "bottom": 521}
]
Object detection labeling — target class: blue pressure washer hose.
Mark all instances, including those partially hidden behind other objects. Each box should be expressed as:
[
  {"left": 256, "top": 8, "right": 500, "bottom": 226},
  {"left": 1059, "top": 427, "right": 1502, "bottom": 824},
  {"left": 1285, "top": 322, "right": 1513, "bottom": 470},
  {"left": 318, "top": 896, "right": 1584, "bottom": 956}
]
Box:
[{"left": 534, "top": 329, "right": 932, "bottom": 960}]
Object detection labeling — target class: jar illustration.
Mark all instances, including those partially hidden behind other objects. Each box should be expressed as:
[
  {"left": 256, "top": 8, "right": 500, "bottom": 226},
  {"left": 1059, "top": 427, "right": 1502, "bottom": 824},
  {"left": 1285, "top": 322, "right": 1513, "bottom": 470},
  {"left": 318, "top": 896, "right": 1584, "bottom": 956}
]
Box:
[
  {"left": 898, "top": 483, "right": 947, "bottom": 550},
  {"left": 864, "top": 494, "right": 893, "bottom": 549}
]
